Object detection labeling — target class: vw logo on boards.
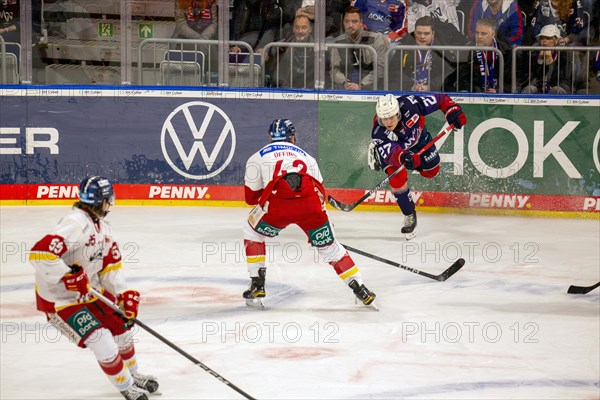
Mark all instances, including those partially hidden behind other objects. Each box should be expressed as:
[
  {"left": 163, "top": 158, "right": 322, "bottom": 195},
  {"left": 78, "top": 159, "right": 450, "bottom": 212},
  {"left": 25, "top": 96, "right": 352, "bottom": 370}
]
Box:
[{"left": 161, "top": 101, "right": 236, "bottom": 180}]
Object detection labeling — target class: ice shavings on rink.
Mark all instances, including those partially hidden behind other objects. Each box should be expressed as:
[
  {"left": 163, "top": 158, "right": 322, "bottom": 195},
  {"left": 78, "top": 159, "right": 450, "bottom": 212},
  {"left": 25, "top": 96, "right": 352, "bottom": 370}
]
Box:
[{"left": 1, "top": 206, "right": 598, "bottom": 399}]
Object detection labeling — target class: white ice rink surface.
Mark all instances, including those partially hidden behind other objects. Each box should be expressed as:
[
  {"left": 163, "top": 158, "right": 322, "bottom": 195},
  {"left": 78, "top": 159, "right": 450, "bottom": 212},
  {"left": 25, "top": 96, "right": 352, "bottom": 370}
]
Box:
[{"left": 1, "top": 205, "right": 599, "bottom": 400}]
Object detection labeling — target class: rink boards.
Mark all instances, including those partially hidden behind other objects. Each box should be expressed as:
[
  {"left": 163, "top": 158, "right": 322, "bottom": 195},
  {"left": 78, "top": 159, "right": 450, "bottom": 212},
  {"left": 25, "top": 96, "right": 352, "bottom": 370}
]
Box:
[{"left": 0, "top": 88, "right": 598, "bottom": 217}]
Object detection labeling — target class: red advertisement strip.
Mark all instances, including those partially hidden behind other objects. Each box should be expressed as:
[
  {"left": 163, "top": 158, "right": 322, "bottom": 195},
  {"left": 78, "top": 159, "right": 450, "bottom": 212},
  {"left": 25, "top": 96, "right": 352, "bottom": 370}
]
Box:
[{"left": 1, "top": 184, "right": 598, "bottom": 215}]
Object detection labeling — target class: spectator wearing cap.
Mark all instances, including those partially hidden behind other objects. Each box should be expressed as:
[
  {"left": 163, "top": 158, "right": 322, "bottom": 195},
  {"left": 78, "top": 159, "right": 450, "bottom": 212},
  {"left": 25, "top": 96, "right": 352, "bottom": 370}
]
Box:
[
  {"left": 468, "top": 0, "right": 524, "bottom": 45},
  {"left": 520, "top": 24, "right": 572, "bottom": 94}
]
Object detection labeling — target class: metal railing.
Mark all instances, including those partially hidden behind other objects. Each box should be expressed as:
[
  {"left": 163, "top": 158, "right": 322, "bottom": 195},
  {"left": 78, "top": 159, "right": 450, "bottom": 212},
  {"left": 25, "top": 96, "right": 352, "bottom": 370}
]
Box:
[
  {"left": 261, "top": 42, "right": 315, "bottom": 89},
  {"left": 138, "top": 38, "right": 258, "bottom": 87},
  {"left": 0, "top": 36, "right": 6, "bottom": 83},
  {"left": 512, "top": 45, "right": 597, "bottom": 94},
  {"left": 326, "top": 42, "right": 380, "bottom": 90},
  {"left": 384, "top": 44, "right": 505, "bottom": 93}
]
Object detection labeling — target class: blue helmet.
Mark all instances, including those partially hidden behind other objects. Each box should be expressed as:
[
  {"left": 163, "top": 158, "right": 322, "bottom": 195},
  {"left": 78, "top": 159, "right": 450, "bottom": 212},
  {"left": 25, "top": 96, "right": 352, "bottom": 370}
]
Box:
[
  {"left": 269, "top": 119, "right": 296, "bottom": 142},
  {"left": 78, "top": 176, "right": 115, "bottom": 208}
]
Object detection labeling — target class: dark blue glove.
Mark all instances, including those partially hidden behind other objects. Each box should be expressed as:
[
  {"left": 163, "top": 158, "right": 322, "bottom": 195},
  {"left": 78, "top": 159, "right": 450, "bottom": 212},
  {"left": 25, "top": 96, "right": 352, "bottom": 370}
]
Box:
[
  {"left": 401, "top": 152, "right": 420, "bottom": 169},
  {"left": 445, "top": 104, "right": 467, "bottom": 129}
]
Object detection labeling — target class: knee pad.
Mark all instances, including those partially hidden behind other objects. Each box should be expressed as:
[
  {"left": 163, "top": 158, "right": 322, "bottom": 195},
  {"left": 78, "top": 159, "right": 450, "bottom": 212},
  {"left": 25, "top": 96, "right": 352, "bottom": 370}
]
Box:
[
  {"left": 317, "top": 240, "right": 346, "bottom": 264},
  {"left": 114, "top": 330, "right": 135, "bottom": 352},
  {"left": 243, "top": 222, "right": 268, "bottom": 242},
  {"left": 419, "top": 165, "right": 440, "bottom": 179},
  {"left": 85, "top": 328, "right": 119, "bottom": 363},
  {"left": 388, "top": 167, "right": 408, "bottom": 189}
]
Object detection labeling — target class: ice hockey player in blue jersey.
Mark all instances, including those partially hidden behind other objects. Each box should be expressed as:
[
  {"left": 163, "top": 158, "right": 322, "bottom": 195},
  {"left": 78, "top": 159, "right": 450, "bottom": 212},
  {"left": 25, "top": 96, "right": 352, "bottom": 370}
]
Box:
[{"left": 369, "top": 93, "right": 467, "bottom": 239}]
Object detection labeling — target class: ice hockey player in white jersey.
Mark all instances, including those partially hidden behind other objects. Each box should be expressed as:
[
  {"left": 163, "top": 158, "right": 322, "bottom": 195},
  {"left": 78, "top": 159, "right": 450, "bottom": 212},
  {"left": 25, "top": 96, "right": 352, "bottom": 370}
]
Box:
[
  {"left": 242, "top": 119, "right": 376, "bottom": 308},
  {"left": 28, "top": 176, "right": 158, "bottom": 400}
]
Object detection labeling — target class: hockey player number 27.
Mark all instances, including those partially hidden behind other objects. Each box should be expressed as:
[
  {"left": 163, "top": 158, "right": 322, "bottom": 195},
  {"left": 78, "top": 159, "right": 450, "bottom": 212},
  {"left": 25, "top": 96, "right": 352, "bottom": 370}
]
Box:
[{"left": 273, "top": 159, "right": 307, "bottom": 179}]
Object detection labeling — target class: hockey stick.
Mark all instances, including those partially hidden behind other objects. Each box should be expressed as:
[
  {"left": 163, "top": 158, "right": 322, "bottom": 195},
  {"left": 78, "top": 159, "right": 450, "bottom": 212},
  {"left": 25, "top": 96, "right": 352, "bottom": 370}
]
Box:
[
  {"left": 567, "top": 281, "right": 600, "bottom": 294},
  {"left": 328, "top": 124, "right": 456, "bottom": 212},
  {"left": 342, "top": 244, "right": 465, "bottom": 282},
  {"left": 87, "top": 287, "right": 257, "bottom": 400}
]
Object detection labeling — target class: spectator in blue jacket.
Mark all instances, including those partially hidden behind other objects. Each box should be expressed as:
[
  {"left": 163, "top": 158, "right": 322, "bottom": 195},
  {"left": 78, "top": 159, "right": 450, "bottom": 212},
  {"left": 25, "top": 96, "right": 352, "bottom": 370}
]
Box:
[
  {"left": 352, "top": 0, "right": 408, "bottom": 42},
  {"left": 530, "top": 0, "right": 586, "bottom": 46},
  {"left": 468, "top": 0, "right": 524, "bottom": 45}
]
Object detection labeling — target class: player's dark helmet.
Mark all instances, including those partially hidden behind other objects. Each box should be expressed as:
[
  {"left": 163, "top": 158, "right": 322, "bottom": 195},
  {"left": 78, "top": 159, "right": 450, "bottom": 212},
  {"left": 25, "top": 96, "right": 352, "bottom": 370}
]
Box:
[
  {"left": 269, "top": 119, "right": 296, "bottom": 142},
  {"left": 78, "top": 176, "right": 115, "bottom": 209}
]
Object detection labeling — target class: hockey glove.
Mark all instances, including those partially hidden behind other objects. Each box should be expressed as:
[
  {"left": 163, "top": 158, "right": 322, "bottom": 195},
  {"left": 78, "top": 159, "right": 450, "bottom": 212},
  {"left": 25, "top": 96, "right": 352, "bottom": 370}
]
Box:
[
  {"left": 401, "top": 151, "right": 420, "bottom": 169},
  {"left": 439, "top": 96, "right": 467, "bottom": 129},
  {"left": 367, "top": 142, "right": 382, "bottom": 171},
  {"left": 118, "top": 290, "right": 140, "bottom": 322},
  {"left": 62, "top": 265, "right": 89, "bottom": 296}
]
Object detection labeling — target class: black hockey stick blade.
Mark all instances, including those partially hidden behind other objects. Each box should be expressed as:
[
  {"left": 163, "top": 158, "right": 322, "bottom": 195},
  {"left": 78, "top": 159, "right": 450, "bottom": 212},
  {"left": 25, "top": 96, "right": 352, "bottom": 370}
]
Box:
[
  {"left": 567, "top": 281, "right": 600, "bottom": 294},
  {"left": 343, "top": 244, "right": 465, "bottom": 281},
  {"left": 328, "top": 194, "right": 359, "bottom": 212}
]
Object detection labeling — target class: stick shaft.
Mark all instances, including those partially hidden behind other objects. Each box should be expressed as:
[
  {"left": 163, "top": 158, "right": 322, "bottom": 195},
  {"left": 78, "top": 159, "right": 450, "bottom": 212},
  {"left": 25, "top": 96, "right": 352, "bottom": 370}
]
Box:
[
  {"left": 88, "top": 287, "right": 256, "bottom": 400},
  {"left": 328, "top": 124, "right": 455, "bottom": 212}
]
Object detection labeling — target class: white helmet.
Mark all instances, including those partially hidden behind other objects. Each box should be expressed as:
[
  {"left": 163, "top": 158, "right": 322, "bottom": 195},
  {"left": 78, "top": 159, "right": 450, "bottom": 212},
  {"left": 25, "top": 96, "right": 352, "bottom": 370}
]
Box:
[{"left": 376, "top": 94, "right": 400, "bottom": 119}]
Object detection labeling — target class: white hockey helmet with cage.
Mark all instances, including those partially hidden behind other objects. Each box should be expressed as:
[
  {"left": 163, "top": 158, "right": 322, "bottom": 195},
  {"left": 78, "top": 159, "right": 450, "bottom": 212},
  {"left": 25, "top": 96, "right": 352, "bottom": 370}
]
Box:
[{"left": 376, "top": 94, "right": 400, "bottom": 119}]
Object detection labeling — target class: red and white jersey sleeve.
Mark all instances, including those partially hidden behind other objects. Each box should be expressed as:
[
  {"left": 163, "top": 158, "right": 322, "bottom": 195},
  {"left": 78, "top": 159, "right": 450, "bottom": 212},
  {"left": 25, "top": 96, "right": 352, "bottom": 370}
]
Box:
[
  {"left": 29, "top": 208, "right": 125, "bottom": 310},
  {"left": 244, "top": 142, "right": 323, "bottom": 193}
]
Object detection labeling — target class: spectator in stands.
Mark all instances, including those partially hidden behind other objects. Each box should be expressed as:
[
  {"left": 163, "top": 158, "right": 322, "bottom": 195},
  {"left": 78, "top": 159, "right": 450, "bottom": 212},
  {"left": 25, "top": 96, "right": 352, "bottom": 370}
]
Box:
[
  {"left": 468, "top": 0, "right": 524, "bottom": 45},
  {"left": 406, "top": 0, "right": 465, "bottom": 45},
  {"left": 0, "top": 0, "right": 19, "bottom": 43},
  {"left": 529, "top": 0, "right": 587, "bottom": 46},
  {"left": 173, "top": 0, "right": 218, "bottom": 74},
  {"left": 520, "top": 24, "right": 572, "bottom": 94},
  {"left": 268, "top": 15, "right": 315, "bottom": 88},
  {"left": 230, "top": 0, "right": 299, "bottom": 52},
  {"left": 352, "top": 0, "right": 408, "bottom": 43},
  {"left": 451, "top": 17, "right": 511, "bottom": 92},
  {"left": 330, "top": 6, "right": 388, "bottom": 90},
  {"left": 295, "top": 0, "right": 351, "bottom": 39},
  {"left": 390, "top": 16, "right": 457, "bottom": 92},
  {"left": 174, "top": 0, "right": 217, "bottom": 41},
  {"left": 407, "top": 0, "right": 460, "bottom": 34},
  {"left": 595, "top": 51, "right": 600, "bottom": 84}
]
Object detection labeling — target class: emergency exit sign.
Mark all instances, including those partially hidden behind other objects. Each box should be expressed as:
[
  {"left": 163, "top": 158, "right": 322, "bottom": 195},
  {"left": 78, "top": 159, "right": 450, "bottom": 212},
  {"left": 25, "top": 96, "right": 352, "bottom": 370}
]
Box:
[{"left": 138, "top": 23, "right": 154, "bottom": 39}]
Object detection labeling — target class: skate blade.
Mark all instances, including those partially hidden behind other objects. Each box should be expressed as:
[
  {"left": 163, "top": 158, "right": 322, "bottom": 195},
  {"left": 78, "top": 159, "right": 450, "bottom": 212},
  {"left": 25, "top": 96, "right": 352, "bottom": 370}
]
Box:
[
  {"left": 404, "top": 231, "right": 416, "bottom": 240},
  {"left": 354, "top": 297, "right": 380, "bottom": 311},
  {"left": 245, "top": 298, "right": 265, "bottom": 310}
]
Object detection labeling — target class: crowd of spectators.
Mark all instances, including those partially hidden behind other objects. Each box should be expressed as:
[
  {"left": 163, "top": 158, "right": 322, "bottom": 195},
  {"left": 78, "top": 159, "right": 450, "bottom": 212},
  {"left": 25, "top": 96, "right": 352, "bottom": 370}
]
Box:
[
  {"left": 1, "top": 0, "right": 598, "bottom": 92},
  {"left": 225, "top": 0, "right": 599, "bottom": 93}
]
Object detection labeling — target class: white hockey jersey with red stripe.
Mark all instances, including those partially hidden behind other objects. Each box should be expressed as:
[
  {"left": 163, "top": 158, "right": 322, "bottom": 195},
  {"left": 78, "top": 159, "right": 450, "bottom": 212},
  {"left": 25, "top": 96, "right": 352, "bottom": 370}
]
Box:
[
  {"left": 244, "top": 142, "right": 324, "bottom": 205},
  {"left": 29, "top": 207, "right": 127, "bottom": 311}
]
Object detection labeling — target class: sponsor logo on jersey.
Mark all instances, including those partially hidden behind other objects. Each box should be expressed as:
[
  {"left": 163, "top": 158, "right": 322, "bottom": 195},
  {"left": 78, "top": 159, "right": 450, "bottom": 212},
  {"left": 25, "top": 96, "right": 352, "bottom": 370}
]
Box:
[
  {"left": 161, "top": 102, "right": 236, "bottom": 180},
  {"left": 255, "top": 221, "right": 281, "bottom": 237},
  {"left": 469, "top": 194, "right": 530, "bottom": 208},
  {"left": 367, "top": 12, "right": 392, "bottom": 24},
  {"left": 388, "top": 4, "right": 398, "bottom": 12},
  {"left": 67, "top": 308, "right": 100, "bottom": 337},
  {"left": 309, "top": 222, "right": 334, "bottom": 247}
]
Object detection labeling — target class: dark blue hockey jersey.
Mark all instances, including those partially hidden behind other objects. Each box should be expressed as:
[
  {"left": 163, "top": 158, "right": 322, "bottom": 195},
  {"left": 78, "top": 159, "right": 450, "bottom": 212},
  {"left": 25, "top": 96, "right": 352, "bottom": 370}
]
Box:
[{"left": 371, "top": 94, "right": 450, "bottom": 168}]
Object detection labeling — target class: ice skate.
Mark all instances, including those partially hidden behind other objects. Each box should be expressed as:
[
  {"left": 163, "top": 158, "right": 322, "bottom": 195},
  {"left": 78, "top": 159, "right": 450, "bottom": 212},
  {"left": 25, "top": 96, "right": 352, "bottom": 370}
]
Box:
[
  {"left": 349, "top": 279, "right": 376, "bottom": 307},
  {"left": 243, "top": 268, "right": 266, "bottom": 309},
  {"left": 121, "top": 385, "right": 149, "bottom": 400},
  {"left": 133, "top": 372, "right": 159, "bottom": 394},
  {"left": 401, "top": 211, "right": 417, "bottom": 240}
]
